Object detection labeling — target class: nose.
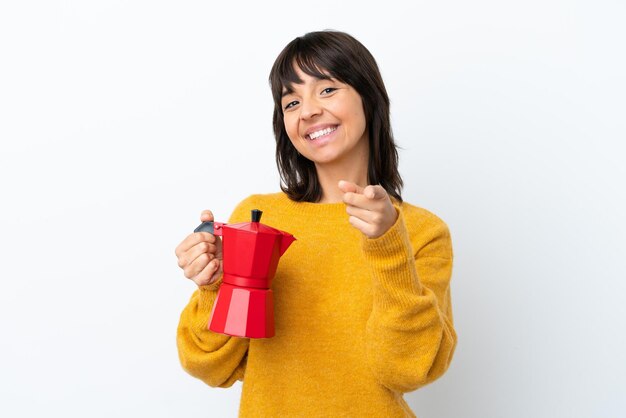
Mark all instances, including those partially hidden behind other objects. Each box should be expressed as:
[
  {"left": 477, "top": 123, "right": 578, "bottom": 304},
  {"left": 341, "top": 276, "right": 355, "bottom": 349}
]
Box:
[{"left": 299, "top": 97, "right": 322, "bottom": 120}]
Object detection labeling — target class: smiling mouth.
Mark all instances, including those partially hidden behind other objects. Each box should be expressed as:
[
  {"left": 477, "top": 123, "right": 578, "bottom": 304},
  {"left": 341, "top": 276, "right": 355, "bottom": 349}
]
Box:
[{"left": 306, "top": 125, "right": 338, "bottom": 140}]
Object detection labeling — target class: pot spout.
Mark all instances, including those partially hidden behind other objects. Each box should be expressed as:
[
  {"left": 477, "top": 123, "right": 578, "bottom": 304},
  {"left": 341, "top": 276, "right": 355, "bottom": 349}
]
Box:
[{"left": 279, "top": 232, "right": 296, "bottom": 256}]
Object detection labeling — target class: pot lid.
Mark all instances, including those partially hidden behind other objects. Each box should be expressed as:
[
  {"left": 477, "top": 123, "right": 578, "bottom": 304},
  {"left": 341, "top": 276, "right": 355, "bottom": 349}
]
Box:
[{"left": 226, "top": 209, "right": 284, "bottom": 235}]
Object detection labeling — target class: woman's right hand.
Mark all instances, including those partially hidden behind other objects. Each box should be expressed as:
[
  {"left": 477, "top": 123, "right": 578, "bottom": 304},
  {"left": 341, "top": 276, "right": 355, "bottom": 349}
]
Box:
[{"left": 175, "top": 210, "right": 223, "bottom": 287}]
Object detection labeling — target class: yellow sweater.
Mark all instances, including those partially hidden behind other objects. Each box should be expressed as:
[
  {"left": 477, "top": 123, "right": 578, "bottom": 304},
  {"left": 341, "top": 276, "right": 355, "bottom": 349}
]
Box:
[{"left": 177, "top": 192, "right": 456, "bottom": 417}]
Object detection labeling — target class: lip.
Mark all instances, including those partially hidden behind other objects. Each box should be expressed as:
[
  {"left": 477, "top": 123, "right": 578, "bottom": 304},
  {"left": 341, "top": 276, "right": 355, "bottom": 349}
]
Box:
[
  {"left": 304, "top": 125, "right": 339, "bottom": 147},
  {"left": 303, "top": 124, "right": 339, "bottom": 140}
]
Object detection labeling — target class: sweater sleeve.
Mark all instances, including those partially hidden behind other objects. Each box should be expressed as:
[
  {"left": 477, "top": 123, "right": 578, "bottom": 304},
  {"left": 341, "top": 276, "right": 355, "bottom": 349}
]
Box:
[
  {"left": 362, "top": 206, "right": 456, "bottom": 393},
  {"left": 176, "top": 196, "right": 256, "bottom": 387}
]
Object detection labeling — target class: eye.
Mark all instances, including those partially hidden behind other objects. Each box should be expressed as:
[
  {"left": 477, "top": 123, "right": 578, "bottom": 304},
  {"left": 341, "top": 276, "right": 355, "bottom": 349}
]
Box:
[
  {"left": 284, "top": 100, "right": 299, "bottom": 110},
  {"left": 321, "top": 87, "right": 337, "bottom": 95}
]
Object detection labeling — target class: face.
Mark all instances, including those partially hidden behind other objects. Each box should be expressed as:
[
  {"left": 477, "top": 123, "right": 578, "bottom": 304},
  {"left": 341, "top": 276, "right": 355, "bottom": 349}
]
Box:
[{"left": 280, "top": 65, "right": 369, "bottom": 169}]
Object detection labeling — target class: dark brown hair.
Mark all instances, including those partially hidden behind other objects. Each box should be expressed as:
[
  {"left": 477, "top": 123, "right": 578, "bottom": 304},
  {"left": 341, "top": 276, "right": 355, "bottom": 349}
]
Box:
[{"left": 269, "top": 30, "right": 403, "bottom": 203}]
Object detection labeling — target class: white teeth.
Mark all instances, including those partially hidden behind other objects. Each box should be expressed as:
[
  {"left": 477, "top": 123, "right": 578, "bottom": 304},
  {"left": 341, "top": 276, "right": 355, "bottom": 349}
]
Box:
[{"left": 308, "top": 126, "right": 337, "bottom": 140}]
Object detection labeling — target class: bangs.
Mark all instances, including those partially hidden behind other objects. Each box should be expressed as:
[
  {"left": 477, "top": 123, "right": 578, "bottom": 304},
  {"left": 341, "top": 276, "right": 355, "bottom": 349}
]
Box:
[
  {"left": 278, "top": 54, "right": 333, "bottom": 94},
  {"left": 270, "top": 36, "right": 347, "bottom": 100}
]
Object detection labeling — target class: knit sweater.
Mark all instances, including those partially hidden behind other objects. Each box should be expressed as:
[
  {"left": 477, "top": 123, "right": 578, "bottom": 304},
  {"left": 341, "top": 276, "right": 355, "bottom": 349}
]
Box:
[{"left": 177, "top": 192, "right": 456, "bottom": 417}]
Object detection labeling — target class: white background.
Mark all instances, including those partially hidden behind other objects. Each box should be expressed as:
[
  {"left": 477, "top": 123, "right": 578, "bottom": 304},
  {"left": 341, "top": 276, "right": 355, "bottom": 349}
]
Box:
[{"left": 1, "top": 1, "right": 625, "bottom": 417}]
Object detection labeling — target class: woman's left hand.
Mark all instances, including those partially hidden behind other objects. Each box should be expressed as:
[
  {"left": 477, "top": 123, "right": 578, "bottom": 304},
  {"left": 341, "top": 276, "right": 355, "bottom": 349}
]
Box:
[{"left": 338, "top": 180, "right": 398, "bottom": 239}]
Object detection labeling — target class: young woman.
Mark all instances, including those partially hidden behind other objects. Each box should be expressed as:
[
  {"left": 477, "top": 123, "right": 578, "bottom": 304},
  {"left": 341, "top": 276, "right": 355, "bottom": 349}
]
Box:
[{"left": 175, "top": 30, "right": 456, "bottom": 417}]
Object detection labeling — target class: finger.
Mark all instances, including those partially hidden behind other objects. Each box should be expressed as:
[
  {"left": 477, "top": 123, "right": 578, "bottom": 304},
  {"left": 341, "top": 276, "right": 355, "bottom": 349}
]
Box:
[
  {"left": 343, "top": 191, "right": 379, "bottom": 210},
  {"left": 177, "top": 241, "right": 217, "bottom": 268},
  {"left": 183, "top": 252, "right": 211, "bottom": 279},
  {"left": 347, "top": 215, "right": 376, "bottom": 238},
  {"left": 175, "top": 232, "right": 214, "bottom": 258},
  {"left": 200, "top": 210, "right": 214, "bottom": 222},
  {"left": 346, "top": 205, "right": 391, "bottom": 233},
  {"left": 192, "top": 258, "right": 221, "bottom": 286},
  {"left": 207, "top": 259, "right": 223, "bottom": 284},
  {"left": 345, "top": 205, "right": 379, "bottom": 224},
  {"left": 338, "top": 180, "right": 364, "bottom": 194},
  {"left": 175, "top": 231, "right": 216, "bottom": 257}
]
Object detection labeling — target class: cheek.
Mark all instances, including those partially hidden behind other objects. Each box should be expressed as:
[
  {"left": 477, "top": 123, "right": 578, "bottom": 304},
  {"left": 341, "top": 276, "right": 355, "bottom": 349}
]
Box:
[
  {"left": 331, "top": 97, "right": 367, "bottom": 134},
  {"left": 283, "top": 115, "right": 306, "bottom": 152},
  {"left": 351, "top": 97, "right": 367, "bottom": 129},
  {"left": 345, "top": 105, "right": 367, "bottom": 137},
  {"left": 283, "top": 115, "right": 299, "bottom": 140}
]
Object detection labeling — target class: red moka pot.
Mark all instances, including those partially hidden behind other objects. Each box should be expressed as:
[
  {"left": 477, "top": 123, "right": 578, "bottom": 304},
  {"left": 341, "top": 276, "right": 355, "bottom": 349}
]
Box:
[{"left": 194, "top": 209, "right": 295, "bottom": 338}]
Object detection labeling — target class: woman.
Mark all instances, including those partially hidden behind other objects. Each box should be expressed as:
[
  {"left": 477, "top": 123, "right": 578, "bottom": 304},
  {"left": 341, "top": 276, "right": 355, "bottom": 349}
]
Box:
[{"left": 175, "top": 30, "right": 456, "bottom": 417}]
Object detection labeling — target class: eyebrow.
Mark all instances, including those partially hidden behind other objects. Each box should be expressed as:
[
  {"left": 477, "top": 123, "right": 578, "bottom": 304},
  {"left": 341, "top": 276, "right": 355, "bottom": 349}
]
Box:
[{"left": 281, "top": 76, "right": 336, "bottom": 98}]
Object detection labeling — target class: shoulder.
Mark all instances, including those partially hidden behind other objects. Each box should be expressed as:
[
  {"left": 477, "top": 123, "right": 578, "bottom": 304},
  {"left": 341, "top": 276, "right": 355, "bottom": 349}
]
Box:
[{"left": 397, "top": 201, "right": 453, "bottom": 259}]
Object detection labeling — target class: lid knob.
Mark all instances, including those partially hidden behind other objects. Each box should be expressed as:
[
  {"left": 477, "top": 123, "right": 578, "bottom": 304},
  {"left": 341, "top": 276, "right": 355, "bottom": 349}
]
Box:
[{"left": 251, "top": 209, "right": 263, "bottom": 223}]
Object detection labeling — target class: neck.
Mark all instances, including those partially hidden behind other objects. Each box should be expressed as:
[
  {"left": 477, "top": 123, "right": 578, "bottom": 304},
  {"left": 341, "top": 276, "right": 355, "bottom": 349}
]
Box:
[
  {"left": 315, "top": 162, "right": 368, "bottom": 203},
  {"left": 310, "top": 133, "right": 370, "bottom": 203}
]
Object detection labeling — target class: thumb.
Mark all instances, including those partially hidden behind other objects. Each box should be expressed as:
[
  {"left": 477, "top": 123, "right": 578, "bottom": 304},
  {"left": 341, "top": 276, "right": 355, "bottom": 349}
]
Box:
[
  {"left": 200, "top": 210, "right": 214, "bottom": 222},
  {"left": 338, "top": 180, "right": 364, "bottom": 194},
  {"left": 363, "top": 185, "right": 387, "bottom": 200}
]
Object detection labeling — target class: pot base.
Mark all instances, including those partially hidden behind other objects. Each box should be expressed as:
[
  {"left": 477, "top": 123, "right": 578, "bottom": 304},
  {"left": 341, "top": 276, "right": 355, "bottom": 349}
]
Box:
[{"left": 208, "top": 283, "right": 275, "bottom": 338}]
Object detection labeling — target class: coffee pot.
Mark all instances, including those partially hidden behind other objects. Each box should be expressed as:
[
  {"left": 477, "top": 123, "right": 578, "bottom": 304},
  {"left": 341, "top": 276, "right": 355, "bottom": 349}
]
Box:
[{"left": 194, "top": 209, "right": 295, "bottom": 338}]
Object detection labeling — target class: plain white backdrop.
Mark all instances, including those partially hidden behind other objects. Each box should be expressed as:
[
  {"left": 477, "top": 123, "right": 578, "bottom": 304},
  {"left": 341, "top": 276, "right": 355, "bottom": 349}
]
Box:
[{"left": 1, "top": 1, "right": 625, "bottom": 417}]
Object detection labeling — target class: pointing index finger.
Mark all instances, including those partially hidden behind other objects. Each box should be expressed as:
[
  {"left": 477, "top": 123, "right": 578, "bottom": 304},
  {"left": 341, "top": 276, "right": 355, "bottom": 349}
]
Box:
[{"left": 338, "top": 180, "right": 364, "bottom": 194}]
